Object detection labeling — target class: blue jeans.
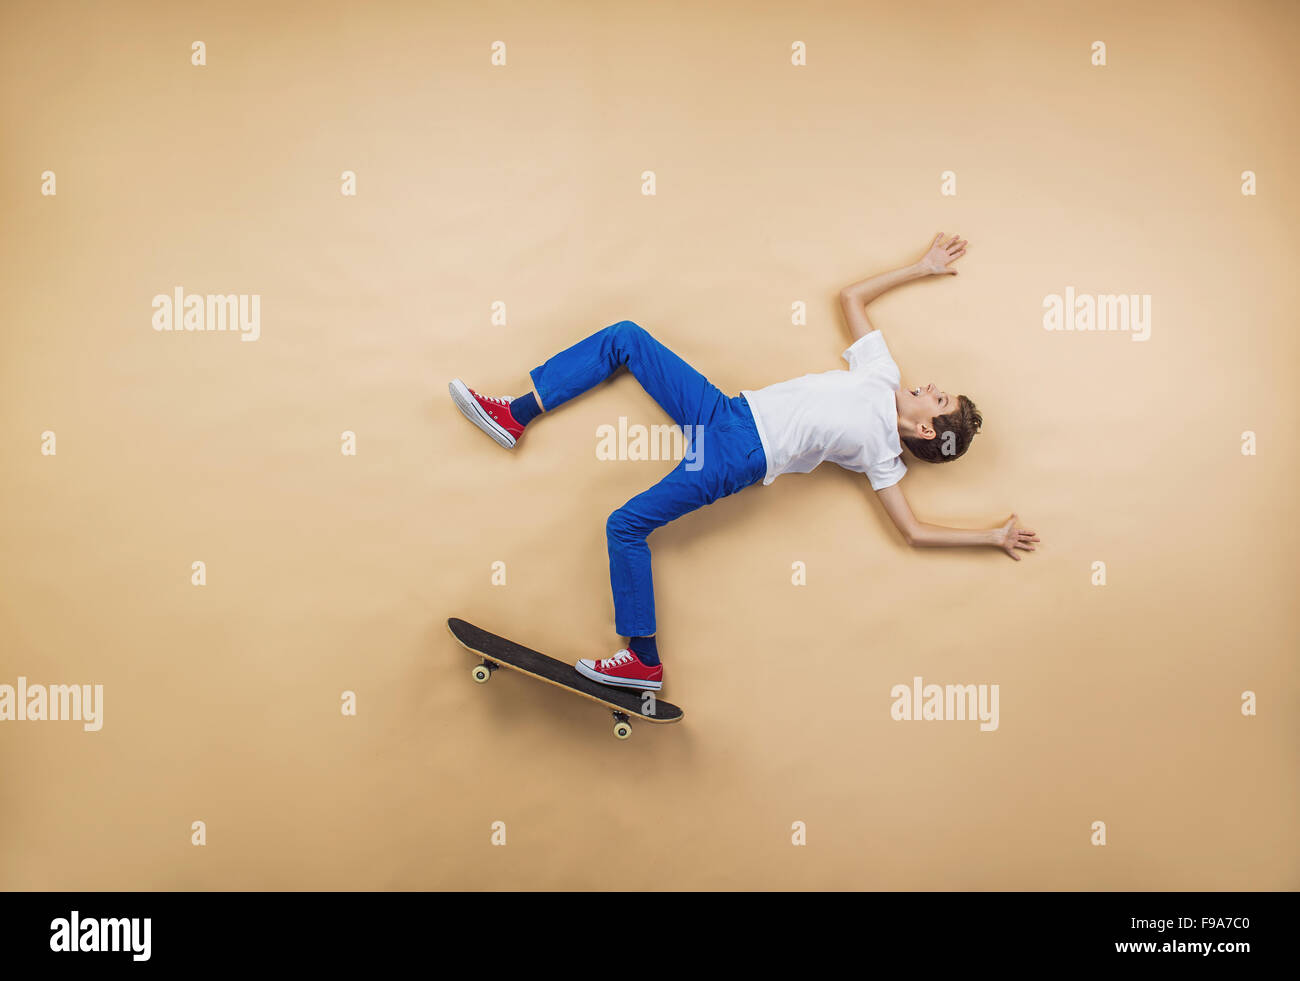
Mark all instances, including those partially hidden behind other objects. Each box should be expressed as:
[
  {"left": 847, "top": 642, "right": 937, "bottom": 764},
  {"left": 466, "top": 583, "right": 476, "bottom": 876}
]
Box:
[{"left": 529, "top": 321, "right": 767, "bottom": 636}]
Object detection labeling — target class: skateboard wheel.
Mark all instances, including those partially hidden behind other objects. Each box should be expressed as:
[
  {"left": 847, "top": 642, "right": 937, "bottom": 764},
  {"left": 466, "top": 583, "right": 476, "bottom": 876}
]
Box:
[
  {"left": 613, "top": 721, "right": 632, "bottom": 740},
  {"left": 471, "top": 663, "right": 493, "bottom": 684}
]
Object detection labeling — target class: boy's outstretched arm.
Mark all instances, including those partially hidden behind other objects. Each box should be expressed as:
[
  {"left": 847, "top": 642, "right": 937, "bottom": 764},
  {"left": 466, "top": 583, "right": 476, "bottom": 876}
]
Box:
[
  {"left": 875, "top": 483, "right": 1039, "bottom": 561},
  {"left": 838, "top": 233, "right": 967, "bottom": 341}
]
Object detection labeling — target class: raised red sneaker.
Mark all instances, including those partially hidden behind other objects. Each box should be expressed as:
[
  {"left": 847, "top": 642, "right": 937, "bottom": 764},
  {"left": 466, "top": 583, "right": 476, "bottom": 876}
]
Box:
[
  {"left": 575, "top": 649, "right": 663, "bottom": 691},
  {"left": 449, "top": 379, "right": 525, "bottom": 449}
]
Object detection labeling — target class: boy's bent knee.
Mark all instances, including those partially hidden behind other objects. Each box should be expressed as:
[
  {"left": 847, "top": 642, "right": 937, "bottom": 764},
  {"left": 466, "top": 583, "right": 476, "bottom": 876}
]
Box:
[
  {"left": 606, "top": 509, "right": 629, "bottom": 541},
  {"left": 609, "top": 320, "right": 648, "bottom": 345},
  {"left": 604, "top": 321, "right": 650, "bottom": 368},
  {"left": 606, "top": 508, "right": 644, "bottom": 545}
]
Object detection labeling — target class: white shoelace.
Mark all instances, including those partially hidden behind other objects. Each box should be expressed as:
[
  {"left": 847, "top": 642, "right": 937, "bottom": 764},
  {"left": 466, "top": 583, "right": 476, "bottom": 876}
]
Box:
[
  {"left": 599, "top": 649, "right": 634, "bottom": 669},
  {"left": 478, "top": 392, "right": 511, "bottom": 406}
]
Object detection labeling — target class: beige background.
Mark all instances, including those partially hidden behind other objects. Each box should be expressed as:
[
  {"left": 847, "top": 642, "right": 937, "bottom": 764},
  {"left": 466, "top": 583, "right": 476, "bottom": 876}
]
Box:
[{"left": 1, "top": 0, "right": 1296, "bottom": 890}]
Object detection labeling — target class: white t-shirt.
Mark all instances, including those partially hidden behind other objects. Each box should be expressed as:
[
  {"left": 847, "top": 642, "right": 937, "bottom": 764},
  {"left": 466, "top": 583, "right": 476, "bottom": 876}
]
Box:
[{"left": 741, "top": 331, "right": 907, "bottom": 491}]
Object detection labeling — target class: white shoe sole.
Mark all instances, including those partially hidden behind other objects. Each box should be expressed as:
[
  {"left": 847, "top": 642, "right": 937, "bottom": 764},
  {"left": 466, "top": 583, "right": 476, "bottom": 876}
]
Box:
[
  {"left": 575, "top": 658, "right": 663, "bottom": 691},
  {"left": 449, "top": 379, "right": 516, "bottom": 449}
]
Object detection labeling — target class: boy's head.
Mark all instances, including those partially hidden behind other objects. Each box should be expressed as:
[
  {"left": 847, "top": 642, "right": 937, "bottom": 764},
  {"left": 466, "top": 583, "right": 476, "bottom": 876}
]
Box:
[{"left": 896, "top": 383, "right": 982, "bottom": 464}]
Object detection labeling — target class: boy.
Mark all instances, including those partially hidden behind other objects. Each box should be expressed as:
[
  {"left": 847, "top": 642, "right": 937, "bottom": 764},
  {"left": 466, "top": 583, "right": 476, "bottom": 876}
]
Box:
[{"left": 449, "top": 233, "right": 1039, "bottom": 691}]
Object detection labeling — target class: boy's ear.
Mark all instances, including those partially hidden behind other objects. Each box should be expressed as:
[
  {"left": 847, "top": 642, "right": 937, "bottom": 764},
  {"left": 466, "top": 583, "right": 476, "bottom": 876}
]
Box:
[{"left": 916, "top": 421, "right": 936, "bottom": 441}]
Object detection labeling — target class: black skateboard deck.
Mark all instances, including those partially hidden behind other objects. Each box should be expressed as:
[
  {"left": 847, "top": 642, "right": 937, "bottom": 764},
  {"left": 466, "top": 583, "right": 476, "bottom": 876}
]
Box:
[{"left": 447, "top": 617, "right": 684, "bottom": 738}]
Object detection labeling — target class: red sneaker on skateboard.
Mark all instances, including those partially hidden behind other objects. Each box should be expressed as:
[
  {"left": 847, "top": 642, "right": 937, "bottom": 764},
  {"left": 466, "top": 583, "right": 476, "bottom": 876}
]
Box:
[
  {"left": 449, "top": 379, "right": 525, "bottom": 449},
  {"left": 575, "top": 649, "right": 664, "bottom": 691}
]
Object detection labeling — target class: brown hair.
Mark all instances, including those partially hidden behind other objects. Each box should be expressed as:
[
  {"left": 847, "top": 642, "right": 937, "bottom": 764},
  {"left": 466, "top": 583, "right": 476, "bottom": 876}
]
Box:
[{"left": 901, "top": 395, "right": 982, "bottom": 464}]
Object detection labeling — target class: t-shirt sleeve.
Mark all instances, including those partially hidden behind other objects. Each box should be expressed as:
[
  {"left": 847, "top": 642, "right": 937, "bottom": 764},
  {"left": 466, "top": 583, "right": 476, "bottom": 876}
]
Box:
[
  {"left": 842, "top": 330, "right": 889, "bottom": 371},
  {"left": 865, "top": 455, "right": 907, "bottom": 491}
]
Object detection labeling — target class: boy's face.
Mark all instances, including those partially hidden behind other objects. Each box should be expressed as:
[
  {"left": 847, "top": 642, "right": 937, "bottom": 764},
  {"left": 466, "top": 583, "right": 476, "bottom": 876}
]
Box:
[
  {"left": 899, "top": 382, "right": 951, "bottom": 417},
  {"left": 895, "top": 382, "right": 952, "bottom": 440}
]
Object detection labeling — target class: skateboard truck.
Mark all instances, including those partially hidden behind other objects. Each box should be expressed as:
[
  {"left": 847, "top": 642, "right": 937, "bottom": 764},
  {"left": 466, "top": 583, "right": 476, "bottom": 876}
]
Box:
[{"left": 471, "top": 659, "right": 499, "bottom": 684}]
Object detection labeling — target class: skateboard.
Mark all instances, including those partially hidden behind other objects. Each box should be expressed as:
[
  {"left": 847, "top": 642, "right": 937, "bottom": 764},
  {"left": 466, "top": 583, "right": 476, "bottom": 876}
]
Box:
[{"left": 447, "top": 617, "right": 684, "bottom": 739}]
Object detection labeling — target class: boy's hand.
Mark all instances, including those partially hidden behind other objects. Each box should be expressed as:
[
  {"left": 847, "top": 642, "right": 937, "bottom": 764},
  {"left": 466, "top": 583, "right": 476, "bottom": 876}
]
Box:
[
  {"left": 919, "top": 232, "right": 966, "bottom": 275},
  {"left": 995, "top": 514, "right": 1039, "bottom": 560}
]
